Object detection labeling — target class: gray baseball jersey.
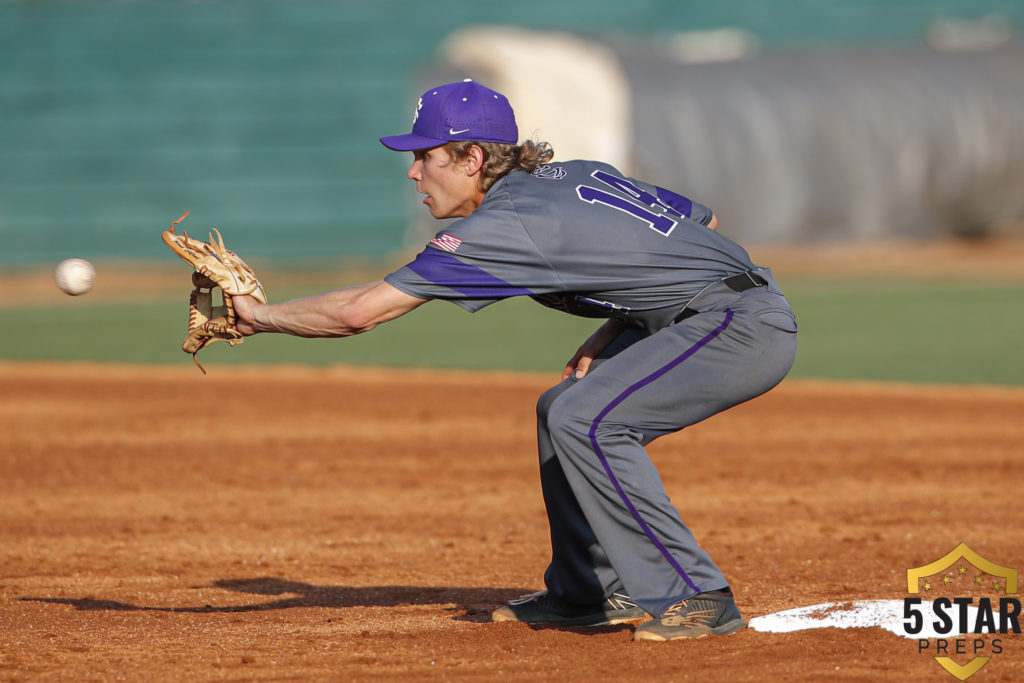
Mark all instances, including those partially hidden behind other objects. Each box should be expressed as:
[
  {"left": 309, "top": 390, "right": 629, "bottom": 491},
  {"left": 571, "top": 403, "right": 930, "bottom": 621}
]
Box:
[
  {"left": 387, "top": 158, "right": 798, "bottom": 617},
  {"left": 385, "top": 159, "right": 759, "bottom": 331}
]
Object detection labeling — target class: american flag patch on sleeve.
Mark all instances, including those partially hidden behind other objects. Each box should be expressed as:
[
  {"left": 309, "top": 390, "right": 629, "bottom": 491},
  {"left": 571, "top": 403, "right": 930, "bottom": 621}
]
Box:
[{"left": 429, "top": 233, "right": 463, "bottom": 253}]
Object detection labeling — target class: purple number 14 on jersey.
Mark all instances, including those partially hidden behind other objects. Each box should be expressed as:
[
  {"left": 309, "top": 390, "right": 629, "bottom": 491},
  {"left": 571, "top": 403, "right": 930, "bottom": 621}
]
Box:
[{"left": 576, "top": 170, "right": 686, "bottom": 237}]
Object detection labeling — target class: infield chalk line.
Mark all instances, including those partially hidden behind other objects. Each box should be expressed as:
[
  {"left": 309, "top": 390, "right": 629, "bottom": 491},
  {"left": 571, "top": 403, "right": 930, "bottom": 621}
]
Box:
[{"left": 749, "top": 599, "right": 995, "bottom": 639}]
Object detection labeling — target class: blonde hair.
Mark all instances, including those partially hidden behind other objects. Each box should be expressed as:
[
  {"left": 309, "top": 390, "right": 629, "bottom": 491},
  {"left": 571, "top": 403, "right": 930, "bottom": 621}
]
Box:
[{"left": 445, "top": 140, "right": 555, "bottom": 191}]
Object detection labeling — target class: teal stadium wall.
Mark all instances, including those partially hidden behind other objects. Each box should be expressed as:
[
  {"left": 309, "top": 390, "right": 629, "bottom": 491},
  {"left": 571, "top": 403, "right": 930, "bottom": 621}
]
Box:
[{"left": 1, "top": 0, "right": 1022, "bottom": 265}]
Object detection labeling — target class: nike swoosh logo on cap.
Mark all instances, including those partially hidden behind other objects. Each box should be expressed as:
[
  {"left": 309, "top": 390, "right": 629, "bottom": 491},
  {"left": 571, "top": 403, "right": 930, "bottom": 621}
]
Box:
[{"left": 449, "top": 127, "right": 470, "bottom": 135}]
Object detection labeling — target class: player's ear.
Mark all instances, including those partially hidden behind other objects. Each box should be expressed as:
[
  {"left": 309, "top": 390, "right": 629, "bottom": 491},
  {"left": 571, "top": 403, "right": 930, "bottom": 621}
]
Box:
[{"left": 463, "top": 144, "right": 485, "bottom": 177}]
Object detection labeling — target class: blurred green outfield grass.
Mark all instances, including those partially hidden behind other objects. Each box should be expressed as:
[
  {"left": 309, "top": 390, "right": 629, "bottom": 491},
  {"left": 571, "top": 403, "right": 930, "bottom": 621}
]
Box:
[{"left": 1, "top": 277, "right": 1022, "bottom": 386}]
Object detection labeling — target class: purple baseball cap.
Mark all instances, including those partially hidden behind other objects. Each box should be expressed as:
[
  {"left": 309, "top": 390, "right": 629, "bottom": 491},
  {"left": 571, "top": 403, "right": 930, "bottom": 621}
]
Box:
[{"left": 379, "top": 79, "right": 519, "bottom": 151}]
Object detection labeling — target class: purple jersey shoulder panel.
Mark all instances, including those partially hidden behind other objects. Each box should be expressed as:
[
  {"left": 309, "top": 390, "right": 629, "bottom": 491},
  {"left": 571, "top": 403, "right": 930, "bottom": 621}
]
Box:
[{"left": 405, "top": 248, "right": 535, "bottom": 299}]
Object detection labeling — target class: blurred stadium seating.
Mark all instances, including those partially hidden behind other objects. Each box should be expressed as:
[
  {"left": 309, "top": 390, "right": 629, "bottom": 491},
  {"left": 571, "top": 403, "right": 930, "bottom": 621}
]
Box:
[{"left": 1, "top": 0, "right": 1021, "bottom": 265}]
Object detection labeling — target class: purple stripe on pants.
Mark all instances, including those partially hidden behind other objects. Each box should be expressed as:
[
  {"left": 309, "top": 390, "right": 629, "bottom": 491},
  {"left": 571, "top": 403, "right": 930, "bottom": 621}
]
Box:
[{"left": 586, "top": 308, "right": 735, "bottom": 594}]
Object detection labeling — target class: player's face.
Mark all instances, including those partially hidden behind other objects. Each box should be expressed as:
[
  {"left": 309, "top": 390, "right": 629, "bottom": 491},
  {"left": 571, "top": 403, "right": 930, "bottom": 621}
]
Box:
[{"left": 407, "top": 145, "right": 483, "bottom": 219}]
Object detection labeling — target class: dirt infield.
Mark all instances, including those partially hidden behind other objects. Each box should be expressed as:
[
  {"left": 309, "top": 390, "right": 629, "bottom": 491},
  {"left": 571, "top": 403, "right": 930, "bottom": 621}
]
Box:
[{"left": 2, "top": 362, "right": 1023, "bottom": 681}]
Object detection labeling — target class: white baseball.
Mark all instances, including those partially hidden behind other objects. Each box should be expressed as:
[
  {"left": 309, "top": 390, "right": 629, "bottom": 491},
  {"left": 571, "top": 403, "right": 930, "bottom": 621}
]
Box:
[{"left": 55, "top": 258, "right": 96, "bottom": 296}]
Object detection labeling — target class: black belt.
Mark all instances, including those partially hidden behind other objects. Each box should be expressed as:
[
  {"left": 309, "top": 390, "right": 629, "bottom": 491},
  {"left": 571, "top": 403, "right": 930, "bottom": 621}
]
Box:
[
  {"left": 674, "top": 270, "right": 768, "bottom": 323},
  {"left": 723, "top": 270, "right": 768, "bottom": 292}
]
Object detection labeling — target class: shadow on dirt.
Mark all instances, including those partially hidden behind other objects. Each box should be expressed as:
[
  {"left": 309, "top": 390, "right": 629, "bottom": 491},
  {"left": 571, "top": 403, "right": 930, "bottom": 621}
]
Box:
[{"left": 22, "top": 577, "right": 532, "bottom": 623}]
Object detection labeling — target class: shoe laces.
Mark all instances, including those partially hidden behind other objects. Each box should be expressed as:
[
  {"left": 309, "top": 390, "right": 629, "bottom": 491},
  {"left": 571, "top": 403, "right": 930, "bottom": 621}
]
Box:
[
  {"left": 508, "top": 590, "right": 548, "bottom": 606},
  {"left": 605, "top": 591, "right": 638, "bottom": 610}
]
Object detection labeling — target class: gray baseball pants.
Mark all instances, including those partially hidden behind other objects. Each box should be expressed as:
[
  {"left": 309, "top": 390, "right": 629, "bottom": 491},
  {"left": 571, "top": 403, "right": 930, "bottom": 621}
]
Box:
[{"left": 536, "top": 271, "right": 798, "bottom": 617}]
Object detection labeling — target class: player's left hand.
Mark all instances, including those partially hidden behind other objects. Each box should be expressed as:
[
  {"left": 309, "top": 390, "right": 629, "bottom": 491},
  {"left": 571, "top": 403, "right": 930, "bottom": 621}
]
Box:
[
  {"left": 161, "top": 212, "right": 268, "bottom": 373},
  {"left": 231, "top": 294, "right": 260, "bottom": 336}
]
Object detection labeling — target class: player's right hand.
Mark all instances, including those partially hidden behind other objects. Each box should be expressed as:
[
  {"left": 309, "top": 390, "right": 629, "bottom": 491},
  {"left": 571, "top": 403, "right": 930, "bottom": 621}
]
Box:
[
  {"left": 563, "top": 346, "right": 593, "bottom": 380},
  {"left": 562, "top": 318, "right": 627, "bottom": 380}
]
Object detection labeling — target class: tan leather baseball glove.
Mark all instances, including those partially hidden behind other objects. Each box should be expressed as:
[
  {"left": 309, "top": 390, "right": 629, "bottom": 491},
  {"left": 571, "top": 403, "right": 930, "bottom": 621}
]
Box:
[{"left": 161, "top": 211, "right": 267, "bottom": 374}]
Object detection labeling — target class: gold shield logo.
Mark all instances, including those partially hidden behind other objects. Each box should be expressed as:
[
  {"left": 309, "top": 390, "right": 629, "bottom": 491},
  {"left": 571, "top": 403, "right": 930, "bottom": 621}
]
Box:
[{"left": 906, "top": 542, "right": 1018, "bottom": 680}]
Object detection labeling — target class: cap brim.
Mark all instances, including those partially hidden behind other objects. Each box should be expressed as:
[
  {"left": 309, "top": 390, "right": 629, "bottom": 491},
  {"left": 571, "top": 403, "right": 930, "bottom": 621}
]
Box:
[{"left": 379, "top": 133, "right": 449, "bottom": 151}]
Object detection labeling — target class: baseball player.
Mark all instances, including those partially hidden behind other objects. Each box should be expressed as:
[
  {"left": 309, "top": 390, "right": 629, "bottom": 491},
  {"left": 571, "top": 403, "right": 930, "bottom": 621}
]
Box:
[{"left": 232, "top": 80, "right": 798, "bottom": 641}]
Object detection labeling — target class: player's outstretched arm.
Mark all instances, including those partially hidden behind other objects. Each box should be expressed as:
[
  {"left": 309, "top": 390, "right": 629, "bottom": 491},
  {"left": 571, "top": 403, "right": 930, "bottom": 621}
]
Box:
[{"left": 233, "top": 280, "right": 428, "bottom": 338}]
